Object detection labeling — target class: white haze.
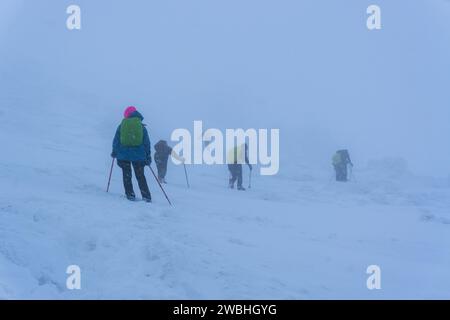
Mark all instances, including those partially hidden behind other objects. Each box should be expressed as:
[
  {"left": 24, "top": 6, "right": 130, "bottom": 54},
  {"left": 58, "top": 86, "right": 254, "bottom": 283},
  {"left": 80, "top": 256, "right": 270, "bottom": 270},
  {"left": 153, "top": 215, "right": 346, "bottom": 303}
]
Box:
[{"left": 1, "top": 0, "right": 449, "bottom": 176}]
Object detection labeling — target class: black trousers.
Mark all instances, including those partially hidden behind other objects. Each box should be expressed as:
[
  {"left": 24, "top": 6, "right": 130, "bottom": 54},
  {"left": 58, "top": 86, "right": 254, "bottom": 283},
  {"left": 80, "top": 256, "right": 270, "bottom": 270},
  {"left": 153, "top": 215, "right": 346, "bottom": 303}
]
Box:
[
  {"left": 228, "top": 164, "right": 243, "bottom": 187},
  {"left": 334, "top": 164, "right": 348, "bottom": 182},
  {"left": 156, "top": 161, "right": 168, "bottom": 180},
  {"left": 117, "top": 160, "right": 151, "bottom": 200}
]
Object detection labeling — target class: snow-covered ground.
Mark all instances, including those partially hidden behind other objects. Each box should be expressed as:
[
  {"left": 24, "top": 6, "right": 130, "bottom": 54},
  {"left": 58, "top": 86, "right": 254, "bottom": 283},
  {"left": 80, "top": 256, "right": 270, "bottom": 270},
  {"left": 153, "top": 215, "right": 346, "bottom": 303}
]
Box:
[{"left": 0, "top": 100, "right": 449, "bottom": 299}]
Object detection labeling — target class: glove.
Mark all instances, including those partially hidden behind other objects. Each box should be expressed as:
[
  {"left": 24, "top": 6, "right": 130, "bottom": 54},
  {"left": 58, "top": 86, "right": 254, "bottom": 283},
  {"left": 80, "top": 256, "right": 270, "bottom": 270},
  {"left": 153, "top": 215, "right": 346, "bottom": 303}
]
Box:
[
  {"left": 180, "top": 157, "right": 186, "bottom": 164},
  {"left": 111, "top": 152, "right": 116, "bottom": 158},
  {"left": 248, "top": 164, "right": 253, "bottom": 171},
  {"left": 145, "top": 157, "right": 152, "bottom": 166}
]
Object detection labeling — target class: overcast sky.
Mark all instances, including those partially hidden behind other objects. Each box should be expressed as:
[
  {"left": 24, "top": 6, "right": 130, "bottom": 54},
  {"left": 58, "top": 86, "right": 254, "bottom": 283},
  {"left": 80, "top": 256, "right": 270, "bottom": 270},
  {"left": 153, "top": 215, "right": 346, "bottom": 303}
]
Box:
[{"left": 1, "top": 0, "right": 449, "bottom": 176}]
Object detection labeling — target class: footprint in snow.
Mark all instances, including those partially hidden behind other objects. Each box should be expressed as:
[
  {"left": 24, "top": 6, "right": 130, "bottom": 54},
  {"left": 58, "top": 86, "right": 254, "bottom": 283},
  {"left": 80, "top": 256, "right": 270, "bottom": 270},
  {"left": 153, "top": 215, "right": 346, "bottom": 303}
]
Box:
[
  {"left": 84, "top": 239, "right": 97, "bottom": 252},
  {"left": 228, "top": 238, "right": 252, "bottom": 247}
]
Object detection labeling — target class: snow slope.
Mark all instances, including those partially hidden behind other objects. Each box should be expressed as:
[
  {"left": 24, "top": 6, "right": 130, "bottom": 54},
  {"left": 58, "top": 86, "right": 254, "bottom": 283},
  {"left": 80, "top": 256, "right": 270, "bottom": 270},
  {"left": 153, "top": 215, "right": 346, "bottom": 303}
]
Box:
[{"left": 0, "top": 98, "right": 449, "bottom": 299}]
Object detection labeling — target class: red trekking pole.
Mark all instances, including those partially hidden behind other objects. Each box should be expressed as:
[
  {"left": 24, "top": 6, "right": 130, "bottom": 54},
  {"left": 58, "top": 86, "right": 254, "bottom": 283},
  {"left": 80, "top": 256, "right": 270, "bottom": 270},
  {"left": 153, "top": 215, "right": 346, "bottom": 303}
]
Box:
[
  {"left": 106, "top": 158, "right": 115, "bottom": 193},
  {"left": 148, "top": 165, "right": 172, "bottom": 206}
]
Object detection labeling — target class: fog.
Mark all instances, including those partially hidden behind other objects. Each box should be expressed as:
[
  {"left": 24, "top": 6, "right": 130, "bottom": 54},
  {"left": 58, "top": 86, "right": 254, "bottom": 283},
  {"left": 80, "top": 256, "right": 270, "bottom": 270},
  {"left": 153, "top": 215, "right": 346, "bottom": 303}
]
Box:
[{"left": 1, "top": 0, "right": 449, "bottom": 176}]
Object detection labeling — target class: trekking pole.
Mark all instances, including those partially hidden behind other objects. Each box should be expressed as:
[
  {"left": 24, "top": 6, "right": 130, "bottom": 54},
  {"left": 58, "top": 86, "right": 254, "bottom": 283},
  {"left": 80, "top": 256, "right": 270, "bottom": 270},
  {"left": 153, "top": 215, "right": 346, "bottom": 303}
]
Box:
[
  {"left": 106, "top": 158, "right": 115, "bottom": 193},
  {"left": 248, "top": 169, "right": 252, "bottom": 189},
  {"left": 348, "top": 164, "right": 355, "bottom": 182},
  {"left": 183, "top": 163, "right": 190, "bottom": 189},
  {"left": 148, "top": 165, "right": 172, "bottom": 206},
  {"left": 350, "top": 165, "right": 356, "bottom": 182}
]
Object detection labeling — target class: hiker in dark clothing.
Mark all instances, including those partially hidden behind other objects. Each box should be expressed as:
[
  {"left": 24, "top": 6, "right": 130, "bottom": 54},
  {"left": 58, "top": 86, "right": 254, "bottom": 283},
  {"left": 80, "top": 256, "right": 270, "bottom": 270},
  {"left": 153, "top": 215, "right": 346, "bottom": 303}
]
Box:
[
  {"left": 154, "top": 140, "right": 184, "bottom": 184},
  {"left": 332, "top": 149, "right": 353, "bottom": 182},
  {"left": 111, "top": 106, "right": 152, "bottom": 202},
  {"left": 227, "top": 143, "right": 252, "bottom": 191}
]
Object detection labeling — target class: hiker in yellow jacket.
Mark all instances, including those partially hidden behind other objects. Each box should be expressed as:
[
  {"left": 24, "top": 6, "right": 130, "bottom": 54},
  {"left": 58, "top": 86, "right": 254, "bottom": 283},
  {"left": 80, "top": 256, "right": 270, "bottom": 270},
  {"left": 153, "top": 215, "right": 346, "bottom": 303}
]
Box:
[
  {"left": 332, "top": 149, "right": 353, "bottom": 182},
  {"left": 227, "top": 143, "right": 252, "bottom": 191}
]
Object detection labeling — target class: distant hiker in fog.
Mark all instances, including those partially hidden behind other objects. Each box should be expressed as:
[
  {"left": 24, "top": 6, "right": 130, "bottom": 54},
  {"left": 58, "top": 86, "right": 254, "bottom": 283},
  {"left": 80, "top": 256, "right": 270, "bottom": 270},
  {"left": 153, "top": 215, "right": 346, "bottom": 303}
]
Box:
[
  {"left": 227, "top": 143, "right": 252, "bottom": 191},
  {"left": 111, "top": 106, "right": 152, "bottom": 202},
  {"left": 332, "top": 149, "right": 353, "bottom": 182},
  {"left": 154, "top": 140, "right": 185, "bottom": 184}
]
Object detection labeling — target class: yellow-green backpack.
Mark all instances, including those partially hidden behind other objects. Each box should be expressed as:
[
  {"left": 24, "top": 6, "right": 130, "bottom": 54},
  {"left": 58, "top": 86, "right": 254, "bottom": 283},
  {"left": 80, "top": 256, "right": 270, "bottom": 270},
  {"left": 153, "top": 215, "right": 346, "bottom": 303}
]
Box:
[{"left": 120, "top": 117, "right": 143, "bottom": 147}]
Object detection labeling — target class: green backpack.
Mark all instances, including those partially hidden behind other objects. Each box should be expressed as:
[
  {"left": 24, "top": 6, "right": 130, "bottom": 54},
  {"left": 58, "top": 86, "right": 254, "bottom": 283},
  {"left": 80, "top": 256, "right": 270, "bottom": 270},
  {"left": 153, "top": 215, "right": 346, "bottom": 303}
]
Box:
[
  {"left": 120, "top": 117, "right": 144, "bottom": 147},
  {"left": 332, "top": 152, "right": 342, "bottom": 166}
]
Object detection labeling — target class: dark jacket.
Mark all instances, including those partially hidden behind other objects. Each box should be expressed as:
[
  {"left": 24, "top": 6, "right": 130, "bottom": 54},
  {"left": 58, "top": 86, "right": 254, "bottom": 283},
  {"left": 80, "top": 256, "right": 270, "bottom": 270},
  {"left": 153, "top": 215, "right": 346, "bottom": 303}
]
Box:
[
  {"left": 154, "top": 140, "right": 172, "bottom": 165},
  {"left": 112, "top": 111, "right": 151, "bottom": 163}
]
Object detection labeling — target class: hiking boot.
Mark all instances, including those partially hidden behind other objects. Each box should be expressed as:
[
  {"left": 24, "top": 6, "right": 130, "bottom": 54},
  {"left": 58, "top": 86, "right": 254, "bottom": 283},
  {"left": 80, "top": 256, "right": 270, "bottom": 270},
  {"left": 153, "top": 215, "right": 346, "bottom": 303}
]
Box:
[
  {"left": 126, "top": 195, "right": 136, "bottom": 201},
  {"left": 237, "top": 186, "right": 246, "bottom": 191},
  {"left": 143, "top": 197, "right": 152, "bottom": 203}
]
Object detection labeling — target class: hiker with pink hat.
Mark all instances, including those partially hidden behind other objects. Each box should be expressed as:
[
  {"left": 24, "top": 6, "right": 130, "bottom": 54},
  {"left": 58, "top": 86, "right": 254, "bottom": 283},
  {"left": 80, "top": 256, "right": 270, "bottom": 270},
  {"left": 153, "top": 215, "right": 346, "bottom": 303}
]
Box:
[{"left": 111, "top": 106, "right": 152, "bottom": 202}]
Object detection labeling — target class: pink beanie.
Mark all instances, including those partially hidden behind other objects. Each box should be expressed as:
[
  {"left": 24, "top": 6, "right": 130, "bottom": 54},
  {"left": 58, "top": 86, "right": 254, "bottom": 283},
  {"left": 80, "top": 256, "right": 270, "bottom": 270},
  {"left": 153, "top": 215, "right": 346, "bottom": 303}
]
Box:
[{"left": 124, "top": 106, "right": 137, "bottom": 118}]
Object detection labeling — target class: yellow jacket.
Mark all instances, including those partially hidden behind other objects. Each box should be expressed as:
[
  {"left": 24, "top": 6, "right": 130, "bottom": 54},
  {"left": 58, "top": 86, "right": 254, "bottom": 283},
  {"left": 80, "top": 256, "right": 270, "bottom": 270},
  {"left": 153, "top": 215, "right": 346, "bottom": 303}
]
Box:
[{"left": 227, "top": 144, "right": 246, "bottom": 164}]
